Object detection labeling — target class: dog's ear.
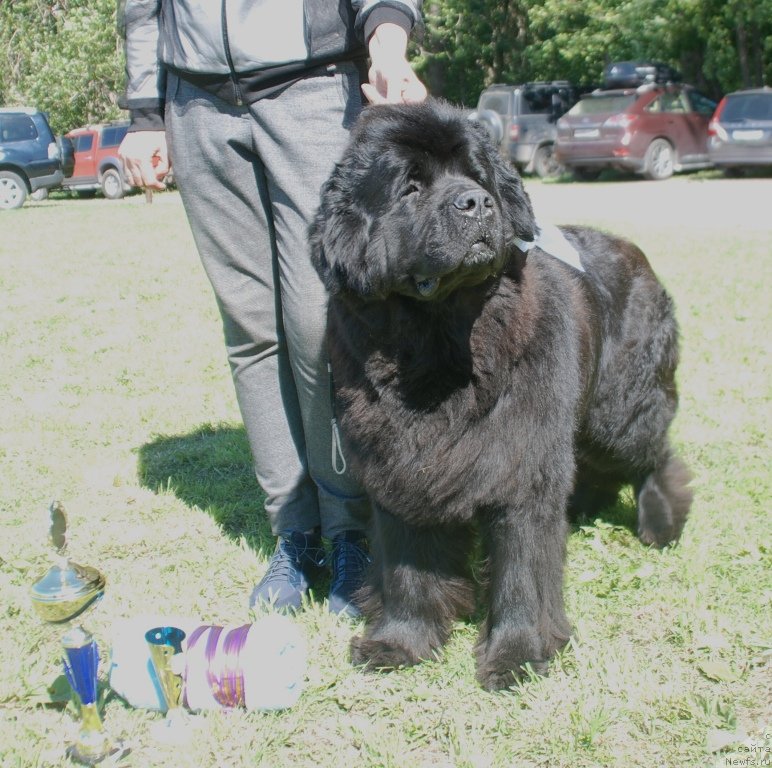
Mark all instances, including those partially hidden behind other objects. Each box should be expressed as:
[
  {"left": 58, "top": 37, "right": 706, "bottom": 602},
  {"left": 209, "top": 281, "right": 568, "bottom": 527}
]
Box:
[
  {"left": 309, "top": 172, "right": 385, "bottom": 298},
  {"left": 494, "top": 154, "right": 537, "bottom": 247},
  {"left": 468, "top": 120, "right": 537, "bottom": 246}
]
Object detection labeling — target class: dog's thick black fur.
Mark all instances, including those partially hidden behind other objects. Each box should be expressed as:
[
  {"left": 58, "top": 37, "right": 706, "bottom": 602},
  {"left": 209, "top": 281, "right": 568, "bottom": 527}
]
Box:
[{"left": 310, "top": 100, "right": 692, "bottom": 690}]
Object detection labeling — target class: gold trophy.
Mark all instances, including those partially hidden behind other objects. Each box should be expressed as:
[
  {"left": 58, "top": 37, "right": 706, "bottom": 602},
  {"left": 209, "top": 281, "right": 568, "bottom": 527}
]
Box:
[
  {"left": 145, "top": 625, "right": 192, "bottom": 743},
  {"left": 30, "top": 501, "right": 122, "bottom": 765}
]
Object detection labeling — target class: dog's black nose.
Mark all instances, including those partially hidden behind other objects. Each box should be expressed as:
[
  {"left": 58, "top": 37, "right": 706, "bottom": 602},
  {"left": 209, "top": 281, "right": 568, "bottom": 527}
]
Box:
[{"left": 453, "top": 188, "right": 493, "bottom": 217}]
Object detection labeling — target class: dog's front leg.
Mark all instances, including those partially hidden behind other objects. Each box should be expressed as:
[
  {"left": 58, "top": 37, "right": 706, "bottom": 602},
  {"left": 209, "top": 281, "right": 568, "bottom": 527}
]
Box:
[
  {"left": 475, "top": 506, "right": 571, "bottom": 690},
  {"left": 350, "top": 504, "right": 475, "bottom": 671}
]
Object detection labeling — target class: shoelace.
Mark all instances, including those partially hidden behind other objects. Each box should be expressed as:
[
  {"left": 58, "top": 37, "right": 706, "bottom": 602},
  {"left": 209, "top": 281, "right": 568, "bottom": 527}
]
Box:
[
  {"left": 264, "top": 537, "right": 325, "bottom": 586},
  {"left": 331, "top": 540, "right": 371, "bottom": 589}
]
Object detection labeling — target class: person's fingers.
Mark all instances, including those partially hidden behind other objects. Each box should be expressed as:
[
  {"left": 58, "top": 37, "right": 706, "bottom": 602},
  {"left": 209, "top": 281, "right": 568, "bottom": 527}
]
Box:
[
  {"left": 361, "top": 82, "right": 388, "bottom": 105},
  {"left": 143, "top": 157, "right": 166, "bottom": 189},
  {"left": 402, "top": 75, "right": 427, "bottom": 104},
  {"left": 363, "top": 63, "right": 427, "bottom": 105},
  {"left": 119, "top": 131, "right": 168, "bottom": 190},
  {"left": 125, "top": 156, "right": 164, "bottom": 189}
]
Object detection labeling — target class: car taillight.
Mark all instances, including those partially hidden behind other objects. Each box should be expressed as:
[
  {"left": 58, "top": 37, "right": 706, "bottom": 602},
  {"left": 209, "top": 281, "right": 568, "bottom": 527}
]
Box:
[
  {"left": 603, "top": 113, "right": 636, "bottom": 129},
  {"left": 48, "top": 142, "right": 60, "bottom": 160},
  {"left": 509, "top": 124, "right": 520, "bottom": 141},
  {"left": 708, "top": 97, "right": 729, "bottom": 140}
]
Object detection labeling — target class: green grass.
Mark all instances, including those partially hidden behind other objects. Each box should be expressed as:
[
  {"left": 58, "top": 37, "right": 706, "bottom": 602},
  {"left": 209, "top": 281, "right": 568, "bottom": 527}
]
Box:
[{"left": 0, "top": 180, "right": 769, "bottom": 768}]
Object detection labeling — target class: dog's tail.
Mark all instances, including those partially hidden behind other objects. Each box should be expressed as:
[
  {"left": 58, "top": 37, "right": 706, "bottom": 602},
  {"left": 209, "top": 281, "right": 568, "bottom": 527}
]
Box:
[{"left": 636, "top": 453, "right": 693, "bottom": 547}]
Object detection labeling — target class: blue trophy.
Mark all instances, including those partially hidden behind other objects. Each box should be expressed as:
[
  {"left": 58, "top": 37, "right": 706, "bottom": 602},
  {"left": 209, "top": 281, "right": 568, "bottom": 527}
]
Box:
[{"left": 30, "top": 502, "right": 122, "bottom": 765}]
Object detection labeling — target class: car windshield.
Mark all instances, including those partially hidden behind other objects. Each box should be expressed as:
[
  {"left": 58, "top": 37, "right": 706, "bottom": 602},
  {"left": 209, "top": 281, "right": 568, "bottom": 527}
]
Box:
[
  {"left": 722, "top": 93, "right": 772, "bottom": 122},
  {"left": 568, "top": 94, "right": 637, "bottom": 116}
]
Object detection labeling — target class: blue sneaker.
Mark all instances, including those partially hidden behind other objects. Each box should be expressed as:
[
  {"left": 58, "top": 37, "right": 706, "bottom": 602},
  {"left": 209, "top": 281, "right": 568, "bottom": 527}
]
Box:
[
  {"left": 250, "top": 531, "right": 326, "bottom": 612},
  {"left": 328, "top": 531, "right": 371, "bottom": 618}
]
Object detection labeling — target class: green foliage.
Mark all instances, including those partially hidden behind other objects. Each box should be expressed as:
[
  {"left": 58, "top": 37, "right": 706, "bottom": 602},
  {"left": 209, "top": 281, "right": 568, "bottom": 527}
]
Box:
[
  {"left": 416, "top": 0, "right": 772, "bottom": 106},
  {"left": 1, "top": 0, "right": 770, "bottom": 128},
  {"left": 0, "top": 0, "right": 124, "bottom": 134}
]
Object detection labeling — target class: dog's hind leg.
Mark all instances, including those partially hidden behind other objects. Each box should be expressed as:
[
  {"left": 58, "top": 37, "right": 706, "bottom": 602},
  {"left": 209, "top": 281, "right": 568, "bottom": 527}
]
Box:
[
  {"left": 350, "top": 504, "right": 475, "bottom": 671},
  {"left": 475, "top": 505, "right": 571, "bottom": 690},
  {"left": 635, "top": 451, "right": 693, "bottom": 547},
  {"left": 567, "top": 475, "right": 623, "bottom": 522}
]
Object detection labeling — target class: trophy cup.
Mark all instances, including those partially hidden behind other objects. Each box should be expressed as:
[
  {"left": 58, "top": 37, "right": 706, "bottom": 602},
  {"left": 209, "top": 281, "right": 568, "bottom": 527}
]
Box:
[
  {"left": 145, "top": 625, "right": 192, "bottom": 743},
  {"left": 30, "top": 501, "right": 121, "bottom": 765}
]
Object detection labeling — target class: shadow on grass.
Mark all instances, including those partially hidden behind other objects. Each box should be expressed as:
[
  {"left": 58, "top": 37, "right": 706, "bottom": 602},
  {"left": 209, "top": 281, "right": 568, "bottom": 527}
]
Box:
[
  {"left": 137, "top": 423, "right": 274, "bottom": 557},
  {"left": 573, "top": 497, "right": 639, "bottom": 533}
]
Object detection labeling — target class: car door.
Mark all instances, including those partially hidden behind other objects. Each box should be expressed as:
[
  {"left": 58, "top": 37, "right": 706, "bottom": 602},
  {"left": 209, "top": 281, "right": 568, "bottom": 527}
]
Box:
[
  {"left": 683, "top": 90, "right": 716, "bottom": 161},
  {"left": 0, "top": 113, "right": 57, "bottom": 181},
  {"left": 658, "top": 90, "right": 701, "bottom": 162},
  {"left": 72, "top": 132, "right": 97, "bottom": 184}
]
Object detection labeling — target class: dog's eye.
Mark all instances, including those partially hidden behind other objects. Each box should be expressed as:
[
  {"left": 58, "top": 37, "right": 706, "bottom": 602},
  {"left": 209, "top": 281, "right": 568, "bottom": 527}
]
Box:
[{"left": 401, "top": 181, "right": 421, "bottom": 198}]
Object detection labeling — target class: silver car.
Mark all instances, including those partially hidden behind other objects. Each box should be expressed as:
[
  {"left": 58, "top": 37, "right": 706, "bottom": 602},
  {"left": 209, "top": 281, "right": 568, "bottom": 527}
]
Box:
[{"left": 708, "top": 87, "right": 772, "bottom": 172}]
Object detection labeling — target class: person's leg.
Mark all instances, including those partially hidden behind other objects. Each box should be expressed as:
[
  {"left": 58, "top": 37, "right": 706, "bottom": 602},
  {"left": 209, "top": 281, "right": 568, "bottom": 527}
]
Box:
[
  {"left": 248, "top": 65, "right": 371, "bottom": 542},
  {"left": 165, "top": 74, "right": 321, "bottom": 538}
]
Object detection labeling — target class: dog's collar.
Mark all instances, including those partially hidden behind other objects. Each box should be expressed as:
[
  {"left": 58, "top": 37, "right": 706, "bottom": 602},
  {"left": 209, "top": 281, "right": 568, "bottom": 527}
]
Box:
[{"left": 513, "top": 224, "right": 585, "bottom": 273}]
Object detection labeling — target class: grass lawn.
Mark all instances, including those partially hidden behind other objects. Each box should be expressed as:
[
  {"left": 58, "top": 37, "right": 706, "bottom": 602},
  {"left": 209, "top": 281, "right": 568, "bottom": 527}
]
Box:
[{"left": 0, "top": 177, "right": 769, "bottom": 768}]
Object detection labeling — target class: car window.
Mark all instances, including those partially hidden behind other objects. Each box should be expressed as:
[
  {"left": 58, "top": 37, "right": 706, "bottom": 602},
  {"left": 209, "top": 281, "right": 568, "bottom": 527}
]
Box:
[
  {"left": 0, "top": 114, "right": 38, "bottom": 142},
  {"left": 478, "top": 92, "right": 510, "bottom": 116},
  {"left": 723, "top": 93, "right": 772, "bottom": 121},
  {"left": 660, "top": 92, "right": 688, "bottom": 113},
  {"left": 568, "top": 94, "right": 637, "bottom": 116},
  {"left": 688, "top": 91, "right": 717, "bottom": 116},
  {"left": 645, "top": 97, "right": 662, "bottom": 114},
  {"left": 521, "top": 89, "right": 553, "bottom": 115},
  {"left": 100, "top": 125, "right": 129, "bottom": 148},
  {"left": 74, "top": 134, "right": 94, "bottom": 152}
]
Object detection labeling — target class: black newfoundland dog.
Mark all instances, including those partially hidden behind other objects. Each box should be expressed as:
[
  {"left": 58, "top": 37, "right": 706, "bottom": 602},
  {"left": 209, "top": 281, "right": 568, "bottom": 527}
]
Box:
[{"left": 310, "top": 100, "right": 692, "bottom": 690}]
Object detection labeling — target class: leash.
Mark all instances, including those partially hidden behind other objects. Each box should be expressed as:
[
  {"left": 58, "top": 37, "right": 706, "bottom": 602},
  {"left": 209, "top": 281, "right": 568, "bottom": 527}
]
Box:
[{"left": 328, "top": 362, "right": 347, "bottom": 475}]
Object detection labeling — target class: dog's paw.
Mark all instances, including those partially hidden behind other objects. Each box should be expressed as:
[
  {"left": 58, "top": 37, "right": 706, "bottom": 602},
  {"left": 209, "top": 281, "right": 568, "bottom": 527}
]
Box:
[
  {"left": 475, "top": 624, "right": 566, "bottom": 691},
  {"left": 475, "top": 651, "right": 550, "bottom": 691},
  {"left": 350, "top": 635, "right": 422, "bottom": 671}
]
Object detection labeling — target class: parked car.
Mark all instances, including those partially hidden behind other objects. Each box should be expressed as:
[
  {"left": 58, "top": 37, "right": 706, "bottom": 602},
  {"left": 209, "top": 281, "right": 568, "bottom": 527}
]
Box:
[
  {"left": 708, "top": 87, "right": 772, "bottom": 173},
  {"left": 555, "top": 81, "right": 716, "bottom": 180},
  {"left": 62, "top": 121, "right": 132, "bottom": 199},
  {"left": 0, "top": 107, "right": 65, "bottom": 210},
  {"left": 470, "top": 81, "right": 580, "bottom": 178}
]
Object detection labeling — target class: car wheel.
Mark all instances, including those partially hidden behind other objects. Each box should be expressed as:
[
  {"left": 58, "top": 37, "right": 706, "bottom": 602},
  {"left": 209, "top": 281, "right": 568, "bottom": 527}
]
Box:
[
  {"left": 0, "top": 171, "right": 28, "bottom": 210},
  {"left": 101, "top": 168, "right": 125, "bottom": 199},
  {"left": 571, "top": 167, "right": 602, "bottom": 182},
  {"left": 533, "top": 144, "right": 565, "bottom": 179},
  {"left": 469, "top": 109, "right": 504, "bottom": 146},
  {"left": 643, "top": 138, "right": 674, "bottom": 180}
]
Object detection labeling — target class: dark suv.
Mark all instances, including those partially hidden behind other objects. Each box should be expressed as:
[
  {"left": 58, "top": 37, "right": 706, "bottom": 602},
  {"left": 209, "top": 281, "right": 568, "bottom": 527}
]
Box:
[
  {"left": 470, "top": 82, "right": 579, "bottom": 178},
  {"left": 0, "top": 107, "right": 65, "bottom": 210},
  {"left": 62, "top": 121, "right": 132, "bottom": 199}
]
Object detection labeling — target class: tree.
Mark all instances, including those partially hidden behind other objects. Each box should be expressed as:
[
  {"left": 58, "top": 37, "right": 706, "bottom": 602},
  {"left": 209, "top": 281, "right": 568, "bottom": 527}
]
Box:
[
  {"left": 416, "top": 0, "right": 772, "bottom": 105},
  {"left": 1, "top": 0, "right": 769, "bottom": 130},
  {"left": 0, "top": 0, "right": 124, "bottom": 134}
]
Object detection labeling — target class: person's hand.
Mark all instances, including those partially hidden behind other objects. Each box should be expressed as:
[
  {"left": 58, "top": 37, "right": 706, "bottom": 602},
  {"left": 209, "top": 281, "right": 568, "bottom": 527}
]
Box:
[
  {"left": 118, "top": 130, "right": 170, "bottom": 190},
  {"left": 362, "top": 23, "right": 427, "bottom": 105}
]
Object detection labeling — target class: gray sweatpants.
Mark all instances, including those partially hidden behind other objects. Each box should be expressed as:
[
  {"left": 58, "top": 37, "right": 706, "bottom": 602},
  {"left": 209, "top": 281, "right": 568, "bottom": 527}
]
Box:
[{"left": 165, "top": 67, "right": 370, "bottom": 540}]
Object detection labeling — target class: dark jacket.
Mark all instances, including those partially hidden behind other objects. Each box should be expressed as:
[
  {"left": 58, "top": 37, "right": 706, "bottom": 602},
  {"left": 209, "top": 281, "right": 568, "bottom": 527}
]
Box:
[{"left": 121, "top": 0, "right": 423, "bottom": 130}]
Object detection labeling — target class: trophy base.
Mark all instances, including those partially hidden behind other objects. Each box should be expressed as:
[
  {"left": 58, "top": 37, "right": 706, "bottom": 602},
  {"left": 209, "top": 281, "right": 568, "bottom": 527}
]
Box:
[{"left": 66, "top": 738, "right": 128, "bottom": 766}]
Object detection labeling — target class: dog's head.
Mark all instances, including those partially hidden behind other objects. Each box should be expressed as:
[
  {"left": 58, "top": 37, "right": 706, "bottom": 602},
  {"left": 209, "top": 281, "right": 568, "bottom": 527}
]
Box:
[{"left": 310, "top": 100, "right": 536, "bottom": 301}]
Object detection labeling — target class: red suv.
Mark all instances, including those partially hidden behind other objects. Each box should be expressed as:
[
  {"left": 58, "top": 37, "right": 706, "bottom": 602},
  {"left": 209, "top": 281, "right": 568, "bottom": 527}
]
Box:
[
  {"left": 61, "top": 121, "right": 132, "bottom": 199},
  {"left": 555, "top": 83, "right": 716, "bottom": 180}
]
